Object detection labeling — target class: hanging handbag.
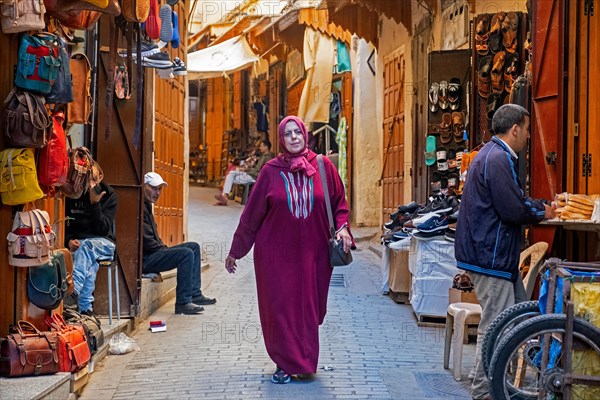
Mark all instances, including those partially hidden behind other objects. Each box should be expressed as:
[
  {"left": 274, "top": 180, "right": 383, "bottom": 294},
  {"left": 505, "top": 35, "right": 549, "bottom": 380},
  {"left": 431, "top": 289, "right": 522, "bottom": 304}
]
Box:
[
  {"left": 68, "top": 53, "right": 93, "bottom": 124},
  {"left": 38, "top": 110, "right": 69, "bottom": 186},
  {"left": 121, "top": 0, "right": 149, "bottom": 22},
  {"left": 7, "top": 209, "right": 56, "bottom": 267},
  {"left": 44, "top": 0, "right": 101, "bottom": 29},
  {"left": 317, "top": 155, "right": 353, "bottom": 267},
  {"left": 0, "top": 0, "right": 46, "bottom": 34},
  {"left": 59, "top": 0, "right": 121, "bottom": 16},
  {"left": 15, "top": 32, "right": 61, "bottom": 95},
  {"left": 3, "top": 88, "right": 52, "bottom": 148},
  {"left": 60, "top": 145, "right": 94, "bottom": 199},
  {"left": 46, "top": 36, "right": 74, "bottom": 104},
  {"left": 63, "top": 309, "right": 104, "bottom": 356},
  {"left": 0, "top": 148, "right": 45, "bottom": 205},
  {"left": 27, "top": 250, "right": 69, "bottom": 310},
  {"left": 45, "top": 314, "right": 90, "bottom": 373},
  {"left": 55, "top": 248, "right": 74, "bottom": 294},
  {"left": 0, "top": 321, "right": 59, "bottom": 377}
]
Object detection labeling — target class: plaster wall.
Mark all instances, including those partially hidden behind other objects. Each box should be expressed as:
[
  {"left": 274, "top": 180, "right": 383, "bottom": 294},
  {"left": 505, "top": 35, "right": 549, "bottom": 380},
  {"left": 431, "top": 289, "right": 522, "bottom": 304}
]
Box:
[{"left": 351, "top": 38, "right": 380, "bottom": 226}]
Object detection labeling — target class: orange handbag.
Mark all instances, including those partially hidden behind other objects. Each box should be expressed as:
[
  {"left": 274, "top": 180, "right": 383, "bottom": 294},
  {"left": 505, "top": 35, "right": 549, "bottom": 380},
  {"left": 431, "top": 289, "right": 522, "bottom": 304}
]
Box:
[{"left": 45, "top": 314, "right": 90, "bottom": 372}]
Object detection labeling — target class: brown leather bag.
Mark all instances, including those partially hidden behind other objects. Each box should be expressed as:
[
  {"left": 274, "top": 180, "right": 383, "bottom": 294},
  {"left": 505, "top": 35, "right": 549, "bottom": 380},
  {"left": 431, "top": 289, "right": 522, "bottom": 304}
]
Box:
[
  {"left": 45, "top": 314, "right": 90, "bottom": 372},
  {"left": 121, "top": 0, "right": 150, "bottom": 22},
  {"left": 59, "top": 0, "right": 121, "bottom": 16},
  {"left": 3, "top": 88, "right": 52, "bottom": 148},
  {"left": 56, "top": 248, "right": 74, "bottom": 294},
  {"left": 0, "top": 321, "right": 59, "bottom": 377},
  {"left": 0, "top": 0, "right": 46, "bottom": 34},
  {"left": 44, "top": 0, "right": 102, "bottom": 30},
  {"left": 68, "top": 53, "right": 92, "bottom": 124}
]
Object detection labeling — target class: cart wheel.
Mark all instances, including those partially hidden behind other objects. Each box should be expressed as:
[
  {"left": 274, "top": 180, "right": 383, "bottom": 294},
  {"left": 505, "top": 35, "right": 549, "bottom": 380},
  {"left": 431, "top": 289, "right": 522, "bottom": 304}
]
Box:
[
  {"left": 489, "top": 314, "right": 600, "bottom": 400},
  {"left": 482, "top": 301, "right": 541, "bottom": 378}
]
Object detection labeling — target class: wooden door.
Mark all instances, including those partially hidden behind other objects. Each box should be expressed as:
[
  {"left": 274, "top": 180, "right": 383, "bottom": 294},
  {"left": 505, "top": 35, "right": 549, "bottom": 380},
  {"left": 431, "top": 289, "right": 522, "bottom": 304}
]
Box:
[
  {"left": 95, "top": 17, "right": 144, "bottom": 317},
  {"left": 381, "top": 53, "right": 405, "bottom": 220},
  {"left": 530, "top": 0, "right": 564, "bottom": 249},
  {"left": 341, "top": 72, "right": 353, "bottom": 206},
  {"left": 206, "top": 77, "right": 226, "bottom": 181}
]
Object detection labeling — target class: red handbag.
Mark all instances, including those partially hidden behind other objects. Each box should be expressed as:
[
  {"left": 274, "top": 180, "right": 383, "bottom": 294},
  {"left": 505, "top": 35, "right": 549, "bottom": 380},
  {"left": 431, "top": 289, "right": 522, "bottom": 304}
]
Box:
[
  {"left": 145, "top": 0, "right": 160, "bottom": 39},
  {"left": 45, "top": 314, "right": 90, "bottom": 373},
  {"left": 38, "top": 110, "right": 69, "bottom": 186}
]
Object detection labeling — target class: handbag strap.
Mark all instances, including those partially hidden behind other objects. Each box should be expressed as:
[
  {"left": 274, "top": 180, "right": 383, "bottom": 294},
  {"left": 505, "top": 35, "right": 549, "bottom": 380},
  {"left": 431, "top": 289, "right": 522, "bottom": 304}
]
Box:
[
  {"left": 317, "top": 155, "right": 336, "bottom": 240},
  {"left": 16, "top": 320, "right": 42, "bottom": 336}
]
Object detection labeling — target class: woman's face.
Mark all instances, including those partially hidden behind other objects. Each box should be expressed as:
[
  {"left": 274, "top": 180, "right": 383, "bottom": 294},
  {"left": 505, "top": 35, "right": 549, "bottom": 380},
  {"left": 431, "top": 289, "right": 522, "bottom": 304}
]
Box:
[{"left": 283, "top": 120, "right": 305, "bottom": 154}]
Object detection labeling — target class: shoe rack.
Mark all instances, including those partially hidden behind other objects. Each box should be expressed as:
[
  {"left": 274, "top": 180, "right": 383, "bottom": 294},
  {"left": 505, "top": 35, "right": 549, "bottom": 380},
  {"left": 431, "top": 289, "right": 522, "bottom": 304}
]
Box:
[
  {"left": 427, "top": 49, "right": 471, "bottom": 196},
  {"left": 471, "top": 12, "right": 530, "bottom": 145}
]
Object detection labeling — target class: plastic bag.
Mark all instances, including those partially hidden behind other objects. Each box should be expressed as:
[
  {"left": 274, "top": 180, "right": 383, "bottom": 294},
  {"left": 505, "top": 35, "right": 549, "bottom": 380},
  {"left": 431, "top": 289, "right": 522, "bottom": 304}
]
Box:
[{"left": 108, "top": 332, "right": 140, "bottom": 355}]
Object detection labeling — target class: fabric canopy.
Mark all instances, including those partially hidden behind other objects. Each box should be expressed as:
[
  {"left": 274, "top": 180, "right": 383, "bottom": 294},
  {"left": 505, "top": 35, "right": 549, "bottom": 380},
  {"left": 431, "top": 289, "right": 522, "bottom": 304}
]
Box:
[{"left": 187, "top": 35, "right": 259, "bottom": 79}]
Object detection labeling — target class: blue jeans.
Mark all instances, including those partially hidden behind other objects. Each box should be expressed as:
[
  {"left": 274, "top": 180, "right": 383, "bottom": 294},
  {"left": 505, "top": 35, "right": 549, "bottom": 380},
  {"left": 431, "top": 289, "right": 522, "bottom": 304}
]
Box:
[
  {"left": 142, "top": 242, "right": 202, "bottom": 304},
  {"left": 72, "top": 238, "right": 116, "bottom": 312}
]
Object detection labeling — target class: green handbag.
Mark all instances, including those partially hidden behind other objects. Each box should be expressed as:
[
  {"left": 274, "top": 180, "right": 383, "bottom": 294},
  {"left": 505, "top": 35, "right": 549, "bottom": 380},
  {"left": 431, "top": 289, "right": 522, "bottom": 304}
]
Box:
[{"left": 27, "top": 251, "right": 68, "bottom": 310}]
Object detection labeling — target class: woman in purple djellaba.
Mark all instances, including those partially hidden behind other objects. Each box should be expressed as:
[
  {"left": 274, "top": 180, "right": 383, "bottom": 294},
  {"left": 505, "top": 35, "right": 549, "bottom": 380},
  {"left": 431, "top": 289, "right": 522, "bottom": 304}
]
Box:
[{"left": 225, "top": 116, "right": 354, "bottom": 384}]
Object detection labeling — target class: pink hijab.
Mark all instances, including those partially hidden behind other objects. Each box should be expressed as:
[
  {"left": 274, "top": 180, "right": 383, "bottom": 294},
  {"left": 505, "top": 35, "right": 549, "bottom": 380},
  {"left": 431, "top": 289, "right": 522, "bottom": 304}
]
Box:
[{"left": 277, "top": 116, "right": 316, "bottom": 177}]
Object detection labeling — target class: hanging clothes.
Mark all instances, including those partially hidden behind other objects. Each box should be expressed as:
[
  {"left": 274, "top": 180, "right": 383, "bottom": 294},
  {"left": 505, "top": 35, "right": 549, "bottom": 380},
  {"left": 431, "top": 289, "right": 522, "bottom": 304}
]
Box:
[
  {"left": 335, "top": 41, "right": 351, "bottom": 74},
  {"left": 298, "top": 27, "right": 335, "bottom": 123},
  {"left": 253, "top": 100, "right": 269, "bottom": 132},
  {"left": 336, "top": 116, "right": 348, "bottom": 190}
]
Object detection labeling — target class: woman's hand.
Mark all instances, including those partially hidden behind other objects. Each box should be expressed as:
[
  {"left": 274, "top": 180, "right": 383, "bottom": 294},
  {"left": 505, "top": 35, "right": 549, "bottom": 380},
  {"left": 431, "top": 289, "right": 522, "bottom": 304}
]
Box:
[
  {"left": 68, "top": 239, "right": 80, "bottom": 252},
  {"left": 336, "top": 227, "right": 352, "bottom": 253},
  {"left": 225, "top": 255, "right": 238, "bottom": 273}
]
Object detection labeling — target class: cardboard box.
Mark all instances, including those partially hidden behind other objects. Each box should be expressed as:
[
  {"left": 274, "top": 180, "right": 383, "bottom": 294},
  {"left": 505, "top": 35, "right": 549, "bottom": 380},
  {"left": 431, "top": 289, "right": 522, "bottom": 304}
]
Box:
[
  {"left": 448, "top": 287, "right": 479, "bottom": 305},
  {"left": 388, "top": 250, "right": 410, "bottom": 293}
]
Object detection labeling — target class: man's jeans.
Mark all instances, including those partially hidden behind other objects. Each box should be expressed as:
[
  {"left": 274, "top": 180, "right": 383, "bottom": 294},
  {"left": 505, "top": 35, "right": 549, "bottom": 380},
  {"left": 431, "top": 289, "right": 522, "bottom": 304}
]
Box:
[
  {"left": 72, "top": 238, "right": 116, "bottom": 312},
  {"left": 142, "top": 242, "right": 202, "bottom": 304}
]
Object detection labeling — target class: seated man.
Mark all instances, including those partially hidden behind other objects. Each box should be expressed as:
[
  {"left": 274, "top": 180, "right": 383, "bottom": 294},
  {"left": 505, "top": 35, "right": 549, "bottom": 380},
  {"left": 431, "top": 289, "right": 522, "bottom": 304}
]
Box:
[
  {"left": 63, "top": 180, "right": 118, "bottom": 317},
  {"left": 214, "top": 139, "right": 274, "bottom": 205},
  {"left": 142, "top": 172, "right": 216, "bottom": 315}
]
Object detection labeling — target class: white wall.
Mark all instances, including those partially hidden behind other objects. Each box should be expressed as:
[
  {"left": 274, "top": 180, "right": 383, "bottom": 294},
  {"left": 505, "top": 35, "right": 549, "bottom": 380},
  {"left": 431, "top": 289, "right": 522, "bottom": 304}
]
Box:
[{"left": 351, "top": 38, "right": 380, "bottom": 226}]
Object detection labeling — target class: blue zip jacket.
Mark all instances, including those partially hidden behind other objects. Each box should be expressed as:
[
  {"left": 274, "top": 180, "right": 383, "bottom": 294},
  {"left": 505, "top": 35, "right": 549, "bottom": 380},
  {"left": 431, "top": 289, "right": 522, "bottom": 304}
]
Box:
[{"left": 455, "top": 136, "right": 546, "bottom": 282}]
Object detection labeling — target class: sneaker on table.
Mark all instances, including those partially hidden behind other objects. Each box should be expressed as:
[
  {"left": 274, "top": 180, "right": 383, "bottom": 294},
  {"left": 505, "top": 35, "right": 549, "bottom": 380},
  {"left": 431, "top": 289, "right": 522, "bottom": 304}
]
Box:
[{"left": 416, "top": 214, "right": 449, "bottom": 233}]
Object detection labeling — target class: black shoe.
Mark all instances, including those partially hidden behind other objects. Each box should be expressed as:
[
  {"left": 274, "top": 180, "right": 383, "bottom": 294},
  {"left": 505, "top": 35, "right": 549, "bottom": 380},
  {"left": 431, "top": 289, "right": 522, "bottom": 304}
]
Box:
[
  {"left": 192, "top": 294, "right": 217, "bottom": 305},
  {"left": 175, "top": 303, "right": 204, "bottom": 314},
  {"left": 63, "top": 292, "right": 79, "bottom": 311}
]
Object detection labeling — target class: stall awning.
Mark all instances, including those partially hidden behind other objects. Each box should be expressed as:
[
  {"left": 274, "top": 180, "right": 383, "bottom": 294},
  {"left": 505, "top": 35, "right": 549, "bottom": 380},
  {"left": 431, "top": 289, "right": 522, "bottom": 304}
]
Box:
[{"left": 187, "top": 35, "right": 258, "bottom": 79}]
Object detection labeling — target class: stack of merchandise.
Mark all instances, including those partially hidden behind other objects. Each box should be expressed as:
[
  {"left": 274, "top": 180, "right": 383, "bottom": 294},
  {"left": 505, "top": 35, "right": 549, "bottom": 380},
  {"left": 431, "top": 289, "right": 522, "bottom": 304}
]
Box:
[
  {"left": 382, "top": 195, "right": 460, "bottom": 248},
  {"left": 555, "top": 193, "right": 598, "bottom": 221}
]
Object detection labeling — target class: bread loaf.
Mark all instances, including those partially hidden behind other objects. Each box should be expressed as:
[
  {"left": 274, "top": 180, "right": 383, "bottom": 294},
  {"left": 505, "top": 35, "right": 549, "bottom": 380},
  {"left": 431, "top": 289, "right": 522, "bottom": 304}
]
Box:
[{"left": 569, "top": 194, "right": 595, "bottom": 207}]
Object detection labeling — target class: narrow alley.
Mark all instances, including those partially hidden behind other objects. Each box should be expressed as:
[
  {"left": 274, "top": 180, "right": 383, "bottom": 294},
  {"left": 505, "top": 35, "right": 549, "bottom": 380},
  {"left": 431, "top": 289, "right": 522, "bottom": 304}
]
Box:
[{"left": 79, "top": 186, "right": 474, "bottom": 400}]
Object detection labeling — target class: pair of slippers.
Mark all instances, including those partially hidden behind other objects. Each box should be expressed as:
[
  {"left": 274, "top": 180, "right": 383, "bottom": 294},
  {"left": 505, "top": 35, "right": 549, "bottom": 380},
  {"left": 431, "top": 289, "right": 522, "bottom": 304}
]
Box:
[
  {"left": 114, "top": 65, "right": 131, "bottom": 100},
  {"left": 431, "top": 171, "right": 459, "bottom": 194},
  {"left": 144, "top": 2, "right": 180, "bottom": 48},
  {"left": 439, "top": 112, "right": 466, "bottom": 144},
  {"left": 429, "top": 78, "right": 461, "bottom": 112}
]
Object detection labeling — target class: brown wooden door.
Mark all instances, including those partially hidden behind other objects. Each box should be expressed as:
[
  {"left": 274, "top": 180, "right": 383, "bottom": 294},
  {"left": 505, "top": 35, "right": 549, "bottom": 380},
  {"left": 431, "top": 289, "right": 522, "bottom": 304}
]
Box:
[
  {"left": 206, "top": 77, "right": 226, "bottom": 181},
  {"left": 381, "top": 53, "right": 405, "bottom": 220},
  {"left": 94, "top": 17, "right": 144, "bottom": 317},
  {"left": 530, "top": 0, "right": 564, "bottom": 248}
]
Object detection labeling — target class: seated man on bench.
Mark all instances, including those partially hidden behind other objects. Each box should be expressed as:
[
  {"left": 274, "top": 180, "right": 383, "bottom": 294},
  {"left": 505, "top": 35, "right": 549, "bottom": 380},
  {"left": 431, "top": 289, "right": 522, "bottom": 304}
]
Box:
[
  {"left": 63, "top": 179, "right": 118, "bottom": 317},
  {"left": 214, "top": 139, "right": 274, "bottom": 206}
]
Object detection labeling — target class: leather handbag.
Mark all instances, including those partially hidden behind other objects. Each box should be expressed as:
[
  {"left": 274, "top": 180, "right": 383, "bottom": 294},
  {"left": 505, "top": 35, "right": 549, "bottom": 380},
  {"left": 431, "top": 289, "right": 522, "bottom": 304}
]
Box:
[
  {"left": 59, "top": 0, "right": 121, "bottom": 16},
  {"left": 44, "top": 0, "right": 101, "bottom": 29},
  {"left": 15, "top": 32, "right": 61, "bottom": 95},
  {"left": 7, "top": 209, "right": 56, "bottom": 267},
  {"left": 68, "top": 53, "right": 93, "bottom": 124},
  {"left": 121, "top": 0, "right": 149, "bottom": 22},
  {"left": 0, "top": 149, "right": 45, "bottom": 206},
  {"left": 0, "top": 0, "right": 46, "bottom": 34},
  {"left": 0, "top": 321, "right": 59, "bottom": 377},
  {"left": 63, "top": 309, "right": 104, "bottom": 356},
  {"left": 3, "top": 88, "right": 52, "bottom": 148},
  {"left": 60, "top": 146, "right": 93, "bottom": 199},
  {"left": 38, "top": 110, "right": 69, "bottom": 187},
  {"left": 316, "top": 155, "right": 353, "bottom": 267},
  {"left": 56, "top": 248, "right": 74, "bottom": 294},
  {"left": 27, "top": 250, "right": 69, "bottom": 310},
  {"left": 45, "top": 314, "right": 90, "bottom": 373}
]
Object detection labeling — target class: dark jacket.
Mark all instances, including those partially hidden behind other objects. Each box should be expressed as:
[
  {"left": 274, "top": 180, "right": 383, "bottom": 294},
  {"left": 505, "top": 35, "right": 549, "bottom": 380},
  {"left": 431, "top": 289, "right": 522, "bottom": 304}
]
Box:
[
  {"left": 455, "top": 136, "right": 546, "bottom": 282},
  {"left": 143, "top": 200, "right": 167, "bottom": 257},
  {"left": 246, "top": 152, "right": 275, "bottom": 179},
  {"left": 65, "top": 182, "right": 118, "bottom": 244}
]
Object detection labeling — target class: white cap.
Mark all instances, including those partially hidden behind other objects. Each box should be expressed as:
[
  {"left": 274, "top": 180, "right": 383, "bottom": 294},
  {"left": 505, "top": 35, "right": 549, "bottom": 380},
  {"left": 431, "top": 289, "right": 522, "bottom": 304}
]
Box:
[{"left": 144, "top": 172, "right": 168, "bottom": 187}]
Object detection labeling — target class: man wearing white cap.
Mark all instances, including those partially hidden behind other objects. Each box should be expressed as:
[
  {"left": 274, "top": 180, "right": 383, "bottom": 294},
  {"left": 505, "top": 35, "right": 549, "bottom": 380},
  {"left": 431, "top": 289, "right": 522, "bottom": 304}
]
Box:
[{"left": 142, "top": 172, "right": 216, "bottom": 315}]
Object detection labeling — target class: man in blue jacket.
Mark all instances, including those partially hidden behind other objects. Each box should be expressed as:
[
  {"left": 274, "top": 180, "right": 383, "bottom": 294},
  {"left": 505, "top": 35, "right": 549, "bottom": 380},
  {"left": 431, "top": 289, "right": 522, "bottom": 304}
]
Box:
[{"left": 455, "top": 104, "right": 555, "bottom": 400}]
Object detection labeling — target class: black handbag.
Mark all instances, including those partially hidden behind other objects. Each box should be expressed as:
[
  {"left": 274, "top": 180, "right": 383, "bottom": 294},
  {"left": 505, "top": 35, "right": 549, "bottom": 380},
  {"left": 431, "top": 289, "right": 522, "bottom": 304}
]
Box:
[
  {"left": 317, "top": 155, "right": 353, "bottom": 267},
  {"left": 63, "top": 309, "right": 104, "bottom": 356},
  {"left": 27, "top": 251, "right": 69, "bottom": 310}
]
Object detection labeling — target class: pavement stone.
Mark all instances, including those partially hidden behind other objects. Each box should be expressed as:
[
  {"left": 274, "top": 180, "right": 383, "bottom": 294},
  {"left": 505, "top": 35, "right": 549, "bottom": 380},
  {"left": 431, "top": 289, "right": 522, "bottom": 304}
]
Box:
[{"left": 79, "top": 186, "right": 476, "bottom": 400}]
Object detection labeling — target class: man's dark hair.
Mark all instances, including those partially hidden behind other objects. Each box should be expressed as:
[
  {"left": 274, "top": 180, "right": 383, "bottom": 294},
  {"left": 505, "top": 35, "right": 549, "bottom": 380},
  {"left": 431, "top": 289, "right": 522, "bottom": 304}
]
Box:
[
  {"left": 261, "top": 140, "right": 272, "bottom": 150},
  {"left": 492, "top": 104, "right": 530, "bottom": 135}
]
